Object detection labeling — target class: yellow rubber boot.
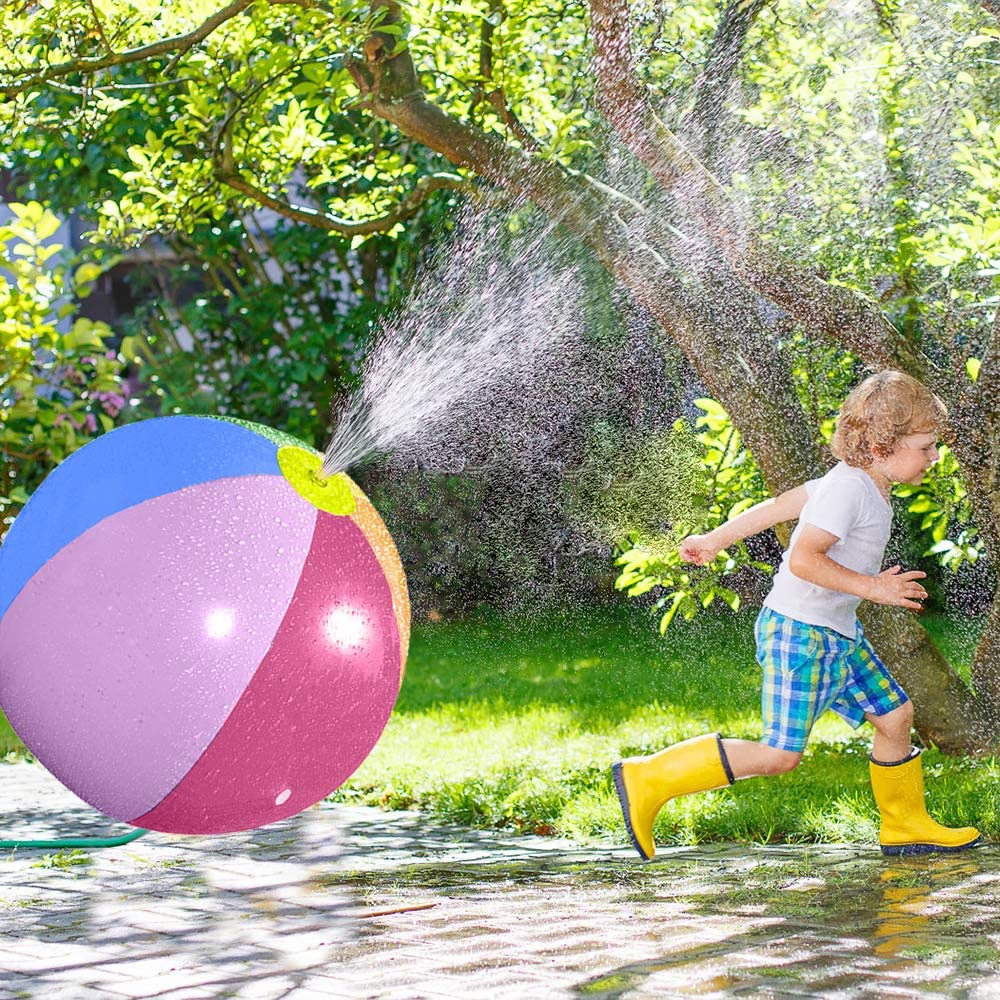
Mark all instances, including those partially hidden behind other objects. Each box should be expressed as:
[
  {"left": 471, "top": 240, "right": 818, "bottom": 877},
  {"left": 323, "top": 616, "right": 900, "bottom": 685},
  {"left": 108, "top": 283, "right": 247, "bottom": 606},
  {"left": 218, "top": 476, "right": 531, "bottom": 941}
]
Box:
[
  {"left": 612, "top": 733, "right": 734, "bottom": 860},
  {"left": 869, "top": 749, "right": 980, "bottom": 857}
]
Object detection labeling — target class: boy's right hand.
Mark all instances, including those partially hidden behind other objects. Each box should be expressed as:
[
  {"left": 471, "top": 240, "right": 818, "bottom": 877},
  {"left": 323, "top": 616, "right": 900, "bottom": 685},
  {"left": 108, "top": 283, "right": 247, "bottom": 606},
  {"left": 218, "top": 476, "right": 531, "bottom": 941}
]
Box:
[
  {"left": 867, "top": 566, "right": 929, "bottom": 610},
  {"left": 678, "top": 533, "right": 719, "bottom": 566}
]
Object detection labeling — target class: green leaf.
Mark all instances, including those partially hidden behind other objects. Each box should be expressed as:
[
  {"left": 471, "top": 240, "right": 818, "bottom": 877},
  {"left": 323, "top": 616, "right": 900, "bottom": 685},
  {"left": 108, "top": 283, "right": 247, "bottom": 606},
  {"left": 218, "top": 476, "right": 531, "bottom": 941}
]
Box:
[
  {"left": 658, "top": 592, "right": 686, "bottom": 633},
  {"left": 694, "top": 398, "right": 727, "bottom": 419},
  {"left": 716, "top": 586, "right": 742, "bottom": 612},
  {"left": 74, "top": 262, "right": 104, "bottom": 286},
  {"left": 927, "top": 539, "right": 955, "bottom": 554},
  {"left": 727, "top": 497, "right": 757, "bottom": 518},
  {"left": 63, "top": 319, "right": 106, "bottom": 350}
]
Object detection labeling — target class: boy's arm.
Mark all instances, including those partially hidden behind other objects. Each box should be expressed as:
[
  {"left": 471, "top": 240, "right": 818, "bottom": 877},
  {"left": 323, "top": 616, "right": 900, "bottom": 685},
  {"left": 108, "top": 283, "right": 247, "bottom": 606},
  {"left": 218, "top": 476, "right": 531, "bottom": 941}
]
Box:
[
  {"left": 712, "top": 486, "right": 809, "bottom": 550},
  {"left": 789, "top": 524, "right": 928, "bottom": 610},
  {"left": 679, "top": 485, "right": 808, "bottom": 564}
]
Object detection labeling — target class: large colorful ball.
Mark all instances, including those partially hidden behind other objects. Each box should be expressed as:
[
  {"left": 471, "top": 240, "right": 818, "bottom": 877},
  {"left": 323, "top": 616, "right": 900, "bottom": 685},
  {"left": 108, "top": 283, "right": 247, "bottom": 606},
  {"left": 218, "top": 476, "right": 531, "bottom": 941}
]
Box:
[{"left": 0, "top": 416, "right": 409, "bottom": 835}]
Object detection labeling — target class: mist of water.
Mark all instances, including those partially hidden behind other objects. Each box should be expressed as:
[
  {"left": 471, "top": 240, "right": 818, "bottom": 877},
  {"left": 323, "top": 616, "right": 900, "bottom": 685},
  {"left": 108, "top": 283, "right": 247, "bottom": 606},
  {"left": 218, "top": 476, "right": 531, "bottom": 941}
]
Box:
[
  {"left": 319, "top": 0, "right": 981, "bottom": 486},
  {"left": 321, "top": 210, "right": 586, "bottom": 478},
  {"left": 313, "top": 200, "right": 696, "bottom": 614}
]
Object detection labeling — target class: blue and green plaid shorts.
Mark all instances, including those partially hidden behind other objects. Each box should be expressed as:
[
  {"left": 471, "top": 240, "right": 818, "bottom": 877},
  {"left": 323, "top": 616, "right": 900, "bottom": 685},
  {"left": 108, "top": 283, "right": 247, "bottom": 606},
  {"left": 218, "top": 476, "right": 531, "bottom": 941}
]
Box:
[{"left": 755, "top": 607, "right": 909, "bottom": 752}]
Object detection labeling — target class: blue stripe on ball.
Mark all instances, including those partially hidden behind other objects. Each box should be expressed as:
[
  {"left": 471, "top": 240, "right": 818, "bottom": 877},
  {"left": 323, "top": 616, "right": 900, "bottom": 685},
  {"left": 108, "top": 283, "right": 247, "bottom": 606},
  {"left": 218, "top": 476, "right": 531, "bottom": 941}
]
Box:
[{"left": 0, "top": 416, "right": 281, "bottom": 622}]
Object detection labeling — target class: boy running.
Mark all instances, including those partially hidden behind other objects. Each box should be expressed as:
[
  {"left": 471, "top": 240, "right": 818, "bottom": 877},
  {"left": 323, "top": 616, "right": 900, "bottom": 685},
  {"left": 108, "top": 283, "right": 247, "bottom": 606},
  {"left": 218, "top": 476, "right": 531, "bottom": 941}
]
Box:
[{"left": 613, "top": 370, "right": 980, "bottom": 858}]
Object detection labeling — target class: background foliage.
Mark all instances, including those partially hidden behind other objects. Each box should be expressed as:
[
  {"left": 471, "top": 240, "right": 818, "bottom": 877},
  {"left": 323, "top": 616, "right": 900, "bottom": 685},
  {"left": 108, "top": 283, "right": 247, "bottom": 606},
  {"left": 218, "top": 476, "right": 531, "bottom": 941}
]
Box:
[{"left": 0, "top": 202, "right": 135, "bottom": 532}]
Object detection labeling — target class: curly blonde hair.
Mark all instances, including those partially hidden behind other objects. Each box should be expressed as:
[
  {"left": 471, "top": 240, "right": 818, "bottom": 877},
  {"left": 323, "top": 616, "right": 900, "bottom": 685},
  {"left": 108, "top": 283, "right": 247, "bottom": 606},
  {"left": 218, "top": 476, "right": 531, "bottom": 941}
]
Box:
[{"left": 830, "top": 370, "right": 948, "bottom": 468}]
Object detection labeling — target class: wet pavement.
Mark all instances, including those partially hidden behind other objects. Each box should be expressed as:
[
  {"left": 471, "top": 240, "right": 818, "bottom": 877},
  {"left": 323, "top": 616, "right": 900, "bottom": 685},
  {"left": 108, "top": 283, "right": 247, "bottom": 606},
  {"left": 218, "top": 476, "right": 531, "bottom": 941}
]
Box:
[{"left": 1, "top": 760, "right": 998, "bottom": 999}]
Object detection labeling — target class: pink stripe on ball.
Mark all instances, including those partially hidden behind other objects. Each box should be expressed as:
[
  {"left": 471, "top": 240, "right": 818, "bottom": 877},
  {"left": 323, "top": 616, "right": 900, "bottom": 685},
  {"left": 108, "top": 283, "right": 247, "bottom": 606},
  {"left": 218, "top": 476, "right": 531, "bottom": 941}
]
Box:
[{"left": 132, "top": 510, "right": 401, "bottom": 834}]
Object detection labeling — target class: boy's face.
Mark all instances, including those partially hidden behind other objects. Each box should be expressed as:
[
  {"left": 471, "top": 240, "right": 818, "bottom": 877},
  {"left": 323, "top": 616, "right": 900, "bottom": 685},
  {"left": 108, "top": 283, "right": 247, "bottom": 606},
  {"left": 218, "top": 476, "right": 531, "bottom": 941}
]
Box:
[{"left": 884, "top": 432, "right": 940, "bottom": 484}]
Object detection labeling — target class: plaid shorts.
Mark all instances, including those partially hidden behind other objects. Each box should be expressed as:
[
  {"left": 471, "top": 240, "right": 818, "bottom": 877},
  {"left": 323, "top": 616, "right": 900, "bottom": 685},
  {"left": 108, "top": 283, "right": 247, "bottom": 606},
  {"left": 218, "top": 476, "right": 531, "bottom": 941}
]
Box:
[{"left": 755, "top": 607, "right": 909, "bottom": 752}]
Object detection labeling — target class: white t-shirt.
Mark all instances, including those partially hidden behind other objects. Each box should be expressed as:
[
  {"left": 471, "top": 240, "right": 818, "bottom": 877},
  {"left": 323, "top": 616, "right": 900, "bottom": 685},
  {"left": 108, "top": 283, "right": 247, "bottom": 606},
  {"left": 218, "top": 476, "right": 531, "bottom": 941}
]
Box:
[{"left": 762, "top": 462, "right": 892, "bottom": 638}]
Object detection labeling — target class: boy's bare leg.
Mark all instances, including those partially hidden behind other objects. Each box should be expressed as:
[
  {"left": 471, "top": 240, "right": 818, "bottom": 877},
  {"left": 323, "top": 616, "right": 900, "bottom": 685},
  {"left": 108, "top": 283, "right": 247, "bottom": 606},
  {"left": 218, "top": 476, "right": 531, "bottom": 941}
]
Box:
[
  {"left": 720, "top": 739, "right": 803, "bottom": 779},
  {"left": 720, "top": 701, "right": 914, "bottom": 779},
  {"left": 866, "top": 701, "right": 914, "bottom": 761}
]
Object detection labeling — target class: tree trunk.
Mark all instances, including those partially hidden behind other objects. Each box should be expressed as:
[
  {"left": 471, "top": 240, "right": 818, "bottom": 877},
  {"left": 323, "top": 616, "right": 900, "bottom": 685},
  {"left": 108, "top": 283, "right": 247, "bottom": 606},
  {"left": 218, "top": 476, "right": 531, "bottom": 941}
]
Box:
[
  {"left": 943, "top": 383, "right": 1000, "bottom": 714},
  {"left": 859, "top": 604, "right": 994, "bottom": 752}
]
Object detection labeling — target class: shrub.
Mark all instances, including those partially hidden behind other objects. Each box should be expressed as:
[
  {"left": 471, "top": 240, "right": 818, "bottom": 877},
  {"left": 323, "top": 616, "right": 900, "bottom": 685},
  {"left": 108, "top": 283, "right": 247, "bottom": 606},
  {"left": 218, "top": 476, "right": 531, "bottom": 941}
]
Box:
[{"left": 1, "top": 202, "right": 137, "bottom": 533}]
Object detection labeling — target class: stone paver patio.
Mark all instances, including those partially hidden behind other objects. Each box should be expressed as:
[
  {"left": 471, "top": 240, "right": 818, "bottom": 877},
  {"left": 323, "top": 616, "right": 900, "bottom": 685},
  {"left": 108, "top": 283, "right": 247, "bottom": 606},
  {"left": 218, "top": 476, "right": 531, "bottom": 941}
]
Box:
[{"left": 1, "top": 760, "right": 998, "bottom": 999}]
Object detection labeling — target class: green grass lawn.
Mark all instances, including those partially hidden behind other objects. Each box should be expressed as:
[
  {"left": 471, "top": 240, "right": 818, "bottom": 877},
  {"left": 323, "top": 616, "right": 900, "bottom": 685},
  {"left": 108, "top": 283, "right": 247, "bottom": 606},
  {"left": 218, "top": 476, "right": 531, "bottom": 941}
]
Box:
[
  {"left": 336, "top": 603, "right": 997, "bottom": 847},
  {"left": 2, "top": 602, "right": 994, "bottom": 847}
]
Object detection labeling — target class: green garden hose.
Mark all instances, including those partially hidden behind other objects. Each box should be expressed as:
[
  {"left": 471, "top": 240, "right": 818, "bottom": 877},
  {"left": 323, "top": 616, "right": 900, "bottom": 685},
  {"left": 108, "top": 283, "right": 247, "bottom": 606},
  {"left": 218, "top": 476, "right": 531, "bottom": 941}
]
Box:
[{"left": 0, "top": 828, "right": 149, "bottom": 849}]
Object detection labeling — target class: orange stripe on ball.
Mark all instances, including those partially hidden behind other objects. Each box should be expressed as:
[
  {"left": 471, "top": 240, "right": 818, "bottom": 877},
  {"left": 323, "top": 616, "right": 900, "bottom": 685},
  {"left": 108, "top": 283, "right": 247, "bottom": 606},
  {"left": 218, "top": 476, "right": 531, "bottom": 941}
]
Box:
[{"left": 344, "top": 476, "right": 410, "bottom": 682}]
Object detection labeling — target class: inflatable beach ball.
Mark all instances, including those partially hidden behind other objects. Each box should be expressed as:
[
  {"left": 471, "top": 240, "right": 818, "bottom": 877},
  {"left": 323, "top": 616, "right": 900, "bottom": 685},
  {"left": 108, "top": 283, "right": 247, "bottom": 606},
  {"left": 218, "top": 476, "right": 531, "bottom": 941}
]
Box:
[{"left": 0, "top": 416, "right": 409, "bottom": 835}]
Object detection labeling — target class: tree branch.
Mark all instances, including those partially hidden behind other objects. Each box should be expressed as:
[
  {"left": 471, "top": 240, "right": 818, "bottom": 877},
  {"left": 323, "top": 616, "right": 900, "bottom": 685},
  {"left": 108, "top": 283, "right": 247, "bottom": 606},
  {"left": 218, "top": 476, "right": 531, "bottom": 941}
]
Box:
[
  {"left": 35, "top": 77, "right": 197, "bottom": 95},
  {"left": 483, "top": 89, "right": 541, "bottom": 150},
  {"left": 214, "top": 166, "right": 474, "bottom": 236},
  {"left": 211, "top": 112, "right": 474, "bottom": 233},
  {"left": 589, "top": 0, "right": 688, "bottom": 188},
  {"left": 739, "top": 244, "right": 936, "bottom": 379},
  {"left": 0, "top": 0, "right": 330, "bottom": 97},
  {"left": 687, "top": 0, "right": 770, "bottom": 166},
  {"left": 980, "top": 1, "right": 1000, "bottom": 23},
  {"left": 1, "top": 0, "right": 252, "bottom": 95},
  {"left": 347, "top": 73, "right": 630, "bottom": 261},
  {"left": 469, "top": 0, "right": 541, "bottom": 150},
  {"left": 345, "top": 3, "right": 626, "bottom": 242},
  {"left": 84, "top": 0, "right": 115, "bottom": 55}
]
